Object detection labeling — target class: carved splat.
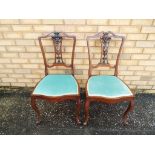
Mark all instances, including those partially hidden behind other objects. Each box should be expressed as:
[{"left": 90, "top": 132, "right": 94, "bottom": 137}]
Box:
[
  {"left": 100, "top": 32, "right": 111, "bottom": 64},
  {"left": 52, "top": 32, "right": 63, "bottom": 64}
]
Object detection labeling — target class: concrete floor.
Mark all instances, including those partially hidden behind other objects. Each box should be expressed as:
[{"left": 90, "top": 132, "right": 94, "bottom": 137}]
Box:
[{"left": 0, "top": 87, "right": 155, "bottom": 135}]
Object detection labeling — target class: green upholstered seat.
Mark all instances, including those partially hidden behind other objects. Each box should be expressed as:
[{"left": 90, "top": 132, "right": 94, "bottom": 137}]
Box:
[
  {"left": 33, "top": 74, "right": 79, "bottom": 97},
  {"left": 87, "top": 75, "right": 133, "bottom": 98}
]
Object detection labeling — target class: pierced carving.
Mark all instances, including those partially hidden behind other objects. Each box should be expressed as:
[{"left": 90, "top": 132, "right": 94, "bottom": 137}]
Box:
[
  {"left": 52, "top": 32, "right": 63, "bottom": 63},
  {"left": 100, "top": 32, "right": 111, "bottom": 64}
]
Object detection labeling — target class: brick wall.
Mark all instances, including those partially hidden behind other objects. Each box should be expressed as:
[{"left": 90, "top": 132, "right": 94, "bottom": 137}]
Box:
[{"left": 0, "top": 19, "right": 155, "bottom": 93}]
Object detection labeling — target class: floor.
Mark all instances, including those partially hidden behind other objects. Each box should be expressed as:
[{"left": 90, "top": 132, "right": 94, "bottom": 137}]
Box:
[{"left": 0, "top": 87, "right": 155, "bottom": 135}]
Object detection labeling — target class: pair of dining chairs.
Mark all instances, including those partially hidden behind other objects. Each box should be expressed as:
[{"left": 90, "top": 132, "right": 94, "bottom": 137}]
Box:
[{"left": 31, "top": 31, "right": 134, "bottom": 125}]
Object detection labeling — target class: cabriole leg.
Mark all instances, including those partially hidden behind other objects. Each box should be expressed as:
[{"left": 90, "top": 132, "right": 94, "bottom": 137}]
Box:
[
  {"left": 123, "top": 100, "right": 134, "bottom": 124},
  {"left": 31, "top": 96, "right": 41, "bottom": 125}
]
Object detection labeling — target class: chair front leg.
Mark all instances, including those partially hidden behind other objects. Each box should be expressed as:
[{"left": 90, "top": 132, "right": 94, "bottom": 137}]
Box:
[
  {"left": 83, "top": 99, "right": 90, "bottom": 125},
  {"left": 123, "top": 100, "right": 134, "bottom": 124},
  {"left": 31, "top": 96, "right": 41, "bottom": 125},
  {"left": 76, "top": 98, "right": 81, "bottom": 124}
]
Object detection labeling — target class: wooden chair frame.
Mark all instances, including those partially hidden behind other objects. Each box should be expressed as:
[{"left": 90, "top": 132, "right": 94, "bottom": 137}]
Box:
[
  {"left": 84, "top": 31, "right": 135, "bottom": 125},
  {"left": 31, "top": 32, "right": 81, "bottom": 125}
]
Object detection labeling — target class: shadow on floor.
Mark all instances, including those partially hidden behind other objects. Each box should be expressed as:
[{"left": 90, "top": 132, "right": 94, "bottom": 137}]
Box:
[{"left": 0, "top": 88, "right": 155, "bottom": 135}]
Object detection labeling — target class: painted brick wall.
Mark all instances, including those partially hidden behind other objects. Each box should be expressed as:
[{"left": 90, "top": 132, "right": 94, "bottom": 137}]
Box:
[{"left": 0, "top": 19, "right": 155, "bottom": 93}]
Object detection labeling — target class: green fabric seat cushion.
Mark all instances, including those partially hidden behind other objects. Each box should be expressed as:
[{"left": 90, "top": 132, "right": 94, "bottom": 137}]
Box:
[
  {"left": 87, "top": 75, "right": 133, "bottom": 98},
  {"left": 33, "top": 74, "right": 79, "bottom": 97}
]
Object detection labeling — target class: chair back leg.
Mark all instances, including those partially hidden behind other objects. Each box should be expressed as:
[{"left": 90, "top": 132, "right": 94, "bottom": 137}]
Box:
[
  {"left": 83, "top": 99, "right": 90, "bottom": 125},
  {"left": 76, "top": 98, "right": 81, "bottom": 124},
  {"left": 123, "top": 100, "right": 135, "bottom": 124},
  {"left": 31, "top": 97, "right": 41, "bottom": 125}
]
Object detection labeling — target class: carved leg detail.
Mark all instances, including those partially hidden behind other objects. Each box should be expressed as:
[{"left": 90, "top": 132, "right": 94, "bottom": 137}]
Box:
[
  {"left": 123, "top": 100, "right": 134, "bottom": 124},
  {"left": 76, "top": 98, "right": 81, "bottom": 124},
  {"left": 83, "top": 99, "right": 90, "bottom": 126},
  {"left": 31, "top": 97, "right": 41, "bottom": 125}
]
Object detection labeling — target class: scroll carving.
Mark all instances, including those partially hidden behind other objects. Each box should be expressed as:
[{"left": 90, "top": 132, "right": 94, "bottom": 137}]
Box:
[
  {"left": 52, "top": 32, "right": 63, "bottom": 64},
  {"left": 100, "top": 32, "right": 111, "bottom": 64}
]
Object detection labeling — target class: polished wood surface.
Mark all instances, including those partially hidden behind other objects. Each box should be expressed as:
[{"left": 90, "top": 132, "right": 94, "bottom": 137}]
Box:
[
  {"left": 31, "top": 32, "right": 81, "bottom": 125},
  {"left": 84, "top": 31, "right": 135, "bottom": 125}
]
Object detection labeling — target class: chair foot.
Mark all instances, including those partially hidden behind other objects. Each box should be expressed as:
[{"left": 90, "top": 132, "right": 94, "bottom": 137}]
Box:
[
  {"left": 76, "top": 118, "right": 81, "bottom": 125},
  {"left": 31, "top": 96, "right": 41, "bottom": 125},
  {"left": 83, "top": 121, "right": 88, "bottom": 126},
  {"left": 83, "top": 99, "right": 90, "bottom": 126},
  {"left": 76, "top": 98, "right": 81, "bottom": 124},
  {"left": 36, "top": 119, "right": 41, "bottom": 125},
  {"left": 123, "top": 100, "right": 134, "bottom": 124}
]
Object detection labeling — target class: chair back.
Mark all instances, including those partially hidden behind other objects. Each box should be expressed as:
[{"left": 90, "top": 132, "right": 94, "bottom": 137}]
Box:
[
  {"left": 86, "top": 31, "right": 125, "bottom": 77},
  {"left": 38, "top": 32, "right": 76, "bottom": 75}
]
